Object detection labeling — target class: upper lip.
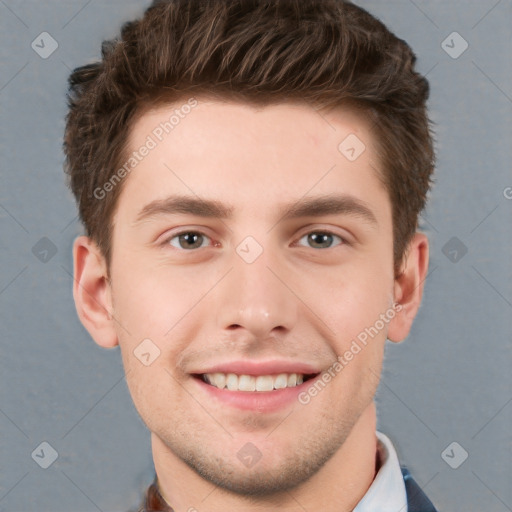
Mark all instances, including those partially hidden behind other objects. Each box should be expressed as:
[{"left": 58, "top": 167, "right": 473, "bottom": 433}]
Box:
[{"left": 192, "top": 360, "right": 322, "bottom": 376}]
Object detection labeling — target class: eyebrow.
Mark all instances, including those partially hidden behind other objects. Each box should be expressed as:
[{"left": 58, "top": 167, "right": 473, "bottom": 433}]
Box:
[{"left": 134, "top": 193, "right": 378, "bottom": 226}]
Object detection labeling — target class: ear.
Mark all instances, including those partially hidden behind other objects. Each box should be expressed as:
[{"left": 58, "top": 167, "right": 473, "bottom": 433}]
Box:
[
  {"left": 387, "top": 232, "right": 429, "bottom": 343},
  {"left": 72, "top": 235, "right": 118, "bottom": 348}
]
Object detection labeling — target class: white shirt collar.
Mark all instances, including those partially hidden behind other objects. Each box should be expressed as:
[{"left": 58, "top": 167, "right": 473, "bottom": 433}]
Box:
[{"left": 353, "top": 431, "right": 408, "bottom": 512}]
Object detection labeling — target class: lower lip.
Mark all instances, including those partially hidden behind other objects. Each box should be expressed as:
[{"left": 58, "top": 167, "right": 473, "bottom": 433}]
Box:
[{"left": 192, "top": 375, "right": 318, "bottom": 413}]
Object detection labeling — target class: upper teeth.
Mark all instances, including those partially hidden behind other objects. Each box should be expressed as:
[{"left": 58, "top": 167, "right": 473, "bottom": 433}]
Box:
[{"left": 202, "top": 373, "right": 305, "bottom": 391}]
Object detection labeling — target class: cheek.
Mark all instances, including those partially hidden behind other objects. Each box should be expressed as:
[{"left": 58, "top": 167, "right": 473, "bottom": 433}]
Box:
[
  {"left": 122, "top": 362, "right": 178, "bottom": 435},
  {"left": 110, "top": 260, "right": 178, "bottom": 337},
  {"left": 320, "top": 273, "right": 390, "bottom": 405},
  {"left": 110, "top": 262, "right": 207, "bottom": 375},
  {"left": 319, "top": 262, "right": 394, "bottom": 344}
]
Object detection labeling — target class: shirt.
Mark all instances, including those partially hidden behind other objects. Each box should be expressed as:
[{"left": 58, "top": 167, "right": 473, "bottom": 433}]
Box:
[
  {"left": 353, "top": 431, "right": 408, "bottom": 511},
  {"left": 138, "top": 430, "right": 437, "bottom": 511}
]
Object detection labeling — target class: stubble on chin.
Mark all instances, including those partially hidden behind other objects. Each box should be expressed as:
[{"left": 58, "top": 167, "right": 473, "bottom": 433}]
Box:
[{"left": 156, "top": 404, "right": 359, "bottom": 498}]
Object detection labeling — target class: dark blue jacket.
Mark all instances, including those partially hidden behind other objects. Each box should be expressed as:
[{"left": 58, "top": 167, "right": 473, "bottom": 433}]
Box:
[{"left": 401, "top": 467, "right": 439, "bottom": 511}]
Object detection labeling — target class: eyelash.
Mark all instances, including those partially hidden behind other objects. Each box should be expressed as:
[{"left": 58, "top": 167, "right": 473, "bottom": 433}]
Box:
[{"left": 160, "top": 229, "right": 347, "bottom": 251}]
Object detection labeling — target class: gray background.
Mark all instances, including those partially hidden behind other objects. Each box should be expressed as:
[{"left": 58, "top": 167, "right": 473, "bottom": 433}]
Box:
[{"left": 1, "top": 0, "right": 511, "bottom": 511}]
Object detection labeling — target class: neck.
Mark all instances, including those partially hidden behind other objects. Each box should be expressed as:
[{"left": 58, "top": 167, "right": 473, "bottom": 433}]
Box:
[{"left": 152, "top": 402, "right": 377, "bottom": 512}]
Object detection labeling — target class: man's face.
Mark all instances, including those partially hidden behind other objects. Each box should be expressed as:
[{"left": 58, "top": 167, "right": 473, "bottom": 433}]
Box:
[{"left": 107, "top": 100, "right": 397, "bottom": 494}]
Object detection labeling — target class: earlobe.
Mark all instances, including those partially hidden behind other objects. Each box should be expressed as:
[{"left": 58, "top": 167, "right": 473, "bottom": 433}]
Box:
[
  {"left": 72, "top": 236, "right": 119, "bottom": 348},
  {"left": 387, "top": 233, "right": 429, "bottom": 343}
]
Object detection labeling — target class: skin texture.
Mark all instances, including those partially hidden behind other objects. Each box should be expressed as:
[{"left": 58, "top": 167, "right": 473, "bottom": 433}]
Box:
[{"left": 72, "top": 100, "right": 429, "bottom": 512}]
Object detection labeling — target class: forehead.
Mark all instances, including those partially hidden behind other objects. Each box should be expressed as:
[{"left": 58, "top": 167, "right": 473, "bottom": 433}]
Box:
[{"left": 113, "top": 98, "right": 389, "bottom": 225}]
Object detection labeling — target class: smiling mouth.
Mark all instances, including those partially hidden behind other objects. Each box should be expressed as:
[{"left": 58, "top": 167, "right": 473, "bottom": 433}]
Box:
[{"left": 194, "top": 372, "right": 318, "bottom": 392}]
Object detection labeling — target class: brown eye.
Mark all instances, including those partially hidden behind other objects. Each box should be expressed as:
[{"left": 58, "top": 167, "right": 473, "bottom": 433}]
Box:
[{"left": 168, "top": 231, "right": 210, "bottom": 250}]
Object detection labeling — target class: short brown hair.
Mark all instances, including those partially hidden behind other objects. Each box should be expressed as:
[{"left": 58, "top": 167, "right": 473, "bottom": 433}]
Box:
[{"left": 63, "top": 0, "right": 435, "bottom": 275}]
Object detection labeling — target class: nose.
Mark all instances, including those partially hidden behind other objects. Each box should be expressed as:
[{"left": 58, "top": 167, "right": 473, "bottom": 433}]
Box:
[{"left": 215, "top": 244, "right": 299, "bottom": 341}]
